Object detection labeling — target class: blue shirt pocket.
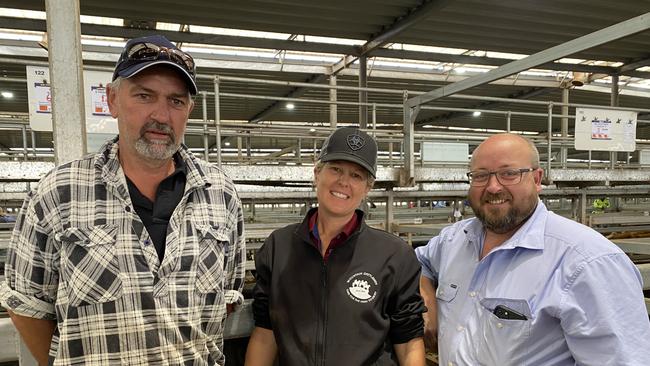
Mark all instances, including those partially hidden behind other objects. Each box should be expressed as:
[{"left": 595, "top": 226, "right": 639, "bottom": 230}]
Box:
[
  {"left": 436, "top": 281, "right": 459, "bottom": 302},
  {"left": 477, "top": 297, "right": 532, "bottom": 365}
]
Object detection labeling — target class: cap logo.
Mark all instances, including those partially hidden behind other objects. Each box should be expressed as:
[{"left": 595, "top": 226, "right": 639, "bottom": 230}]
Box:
[{"left": 346, "top": 133, "right": 365, "bottom": 151}]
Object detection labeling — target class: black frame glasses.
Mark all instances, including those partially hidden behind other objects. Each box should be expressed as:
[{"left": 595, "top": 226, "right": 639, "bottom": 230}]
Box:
[
  {"left": 125, "top": 42, "right": 196, "bottom": 77},
  {"left": 466, "top": 167, "right": 536, "bottom": 187}
]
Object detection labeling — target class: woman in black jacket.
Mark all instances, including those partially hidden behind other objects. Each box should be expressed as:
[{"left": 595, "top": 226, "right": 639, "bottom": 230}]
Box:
[{"left": 245, "top": 127, "right": 426, "bottom": 366}]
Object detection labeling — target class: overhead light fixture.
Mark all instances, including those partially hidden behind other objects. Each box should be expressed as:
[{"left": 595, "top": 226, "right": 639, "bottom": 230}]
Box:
[
  {"left": 224, "top": 141, "right": 231, "bottom": 146},
  {"left": 286, "top": 103, "right": 295, "bottom": 110},
  {"left": 309, "top": 128, "right": 316, "bottom": 133},
  {"left": 472, "top": 111, "right": 481, "bottom": 117},
  {"left": 571, "top": 72, "right": 589, "bottom": 87},
  {"left": 1, "top": 91, "right": 14, "bottom": 99}
]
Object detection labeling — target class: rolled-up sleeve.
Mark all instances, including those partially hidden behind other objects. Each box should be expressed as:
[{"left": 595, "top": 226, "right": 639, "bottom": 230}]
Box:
[
  {"left": 388, "top": 247, "right": 426, "bottom": 344},
  {"left": 1, "top": 190, "right": 58, "bottom": 320},
  {"left": 560, "top": 253, "right": 650, "bottom": 365},
  {"left": 415, "top": 234, "right": 444, "bottom": 283}
]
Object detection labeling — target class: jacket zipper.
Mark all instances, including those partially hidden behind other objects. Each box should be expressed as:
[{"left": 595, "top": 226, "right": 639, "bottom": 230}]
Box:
[{"left": 318, "top": 260, "right": 328, "bottom": 366}]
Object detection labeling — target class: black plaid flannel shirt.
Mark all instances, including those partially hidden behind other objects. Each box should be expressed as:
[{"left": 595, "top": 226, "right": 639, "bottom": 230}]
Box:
[{"left": 0, "top": 138, "right": 245, "bottom": 365}]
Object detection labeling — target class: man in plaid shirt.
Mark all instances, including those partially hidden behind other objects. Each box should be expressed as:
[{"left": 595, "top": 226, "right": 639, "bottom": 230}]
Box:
[{"left": 0, "top": 35, "right": 245, "bottom": 365}]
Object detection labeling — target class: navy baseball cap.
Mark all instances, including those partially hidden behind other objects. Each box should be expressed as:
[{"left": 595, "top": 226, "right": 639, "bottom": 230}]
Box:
[
  {"left": 319, "top": 127, "right": 378, "bottom": 178},
  {"left": 112, "top": 35, "right": 198, "bottom": 95}
]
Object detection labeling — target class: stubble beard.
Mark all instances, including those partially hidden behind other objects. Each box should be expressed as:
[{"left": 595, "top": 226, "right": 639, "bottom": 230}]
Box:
[
  {"left": 470, "top": 192, "right": 538, "bottom": 234},
  {"left": 134, "top": 121, "right": 179, "bottom": 160}
]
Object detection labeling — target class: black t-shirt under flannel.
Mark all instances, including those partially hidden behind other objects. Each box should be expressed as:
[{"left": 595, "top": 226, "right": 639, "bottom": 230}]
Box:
[{"left": 126, "top": 154, "right": 187, "bottom": 261}]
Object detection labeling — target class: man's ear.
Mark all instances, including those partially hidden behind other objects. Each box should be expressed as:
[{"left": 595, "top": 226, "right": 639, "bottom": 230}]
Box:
[
  {"left": 534, "top": 167, "right": 544, "bottom": 192},
  {"left": 106, "top": 84, "right": 119, "bottom": 118},
  {"left": 188, "top": 99, "right": 195, "bottom": 114}
]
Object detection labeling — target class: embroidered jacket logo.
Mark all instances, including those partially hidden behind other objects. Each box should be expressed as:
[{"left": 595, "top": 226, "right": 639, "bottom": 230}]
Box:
[{"left": 346, "top": 272, "right": 378, "bottom": 303}]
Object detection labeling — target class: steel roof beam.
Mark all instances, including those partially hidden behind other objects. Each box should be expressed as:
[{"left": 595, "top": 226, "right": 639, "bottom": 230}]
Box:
[
  {"left": 406, "top": 12, "right": 650, "bottom": 108},
  {"left": 2, "top": 16, "right": 648, "bottom": 77},
  {"left": 416, "top": 87, "right": 551, "bottom": 126},
  {"left": 618, "top": 56, "right": 650, "bottom": 74},
  {"left": 250, "top": 0, "right": 448, "bottom": 123},
  {"left": 360, "top": 0, "right": 452, "bottom": 55},
  {"left": 248, "top": 74, "right": 328, "bottom": 123}
]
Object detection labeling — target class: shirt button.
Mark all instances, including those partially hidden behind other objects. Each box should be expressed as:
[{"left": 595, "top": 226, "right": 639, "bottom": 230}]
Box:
[
  {"left": 456, "top": 325, "right": 464, "bottom": 332},
  {"left": 497, "top": 322, "right": 504, "bottom": 328},
  {"left": 144, "top": 239, "right": 151, "bottom": 246},
  {"left": 448, "top": 362, "right": 454, "bottom": 366},
  {"left": 469, "top": 291, "right": 476, "bottom": 297},
  {"left": 125, "top": 206, "right": 131, "bottom": 212}
]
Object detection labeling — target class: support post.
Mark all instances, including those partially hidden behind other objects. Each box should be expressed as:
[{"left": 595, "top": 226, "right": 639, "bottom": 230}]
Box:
[
  {"left": 21, "top": 125, "right": 28, "bottom": 161},
  {"left": 611, "top": 74, "right": 620, "bottom": 169},
  {"left": 329, "top": 75, "right": 337, "bottom": 128},
  {"left": 45, "top": 0, "right": 87, "bottom": 164},
  {"left": 580, "top": 191, "right": 588, "bottom": 225},
  {"left": 213, "top": 76, "right": 222, "bottom": 167},
  {"left": 201, "top": 91, "right": 209, "bottom": 161},
  {"left": 546, "top": 103, "right": 553, "bottom": 183},
  {"left": 386, "top": 188, "right": 394, "bottom": 234},
  {"left": 401, "top": 91, "right": 418, "bottom": 186},
  {"left": 561, "top": 87, "right": 569, "bottom": 168},
  {"left": 359, "top": 56, "right": 368, "bottom": 128}
]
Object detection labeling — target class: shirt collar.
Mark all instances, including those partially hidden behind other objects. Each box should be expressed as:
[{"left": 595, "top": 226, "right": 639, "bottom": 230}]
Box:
[
  {"left": 464, "top": 199, "right": 548, "bottom": 251},
  {"left": 97, "top": 136, "right": 210, "bottom": 191},
  {"left": 308, "top": 210, "right": 360, "bottom": 240}
]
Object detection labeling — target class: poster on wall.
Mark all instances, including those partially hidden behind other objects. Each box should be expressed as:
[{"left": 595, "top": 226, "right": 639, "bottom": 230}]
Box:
[
  {"left": 83, "top": 70, "right": 118, "bottom": 151},
  {"left": 90, "top": 85, "right": 110, "bottom": 116},
  {"left": 26, "top": 66, "right": 53, "bottom": 131},
  {"left": 26, "top": 66, "right": 118, "bottom": 151},
  {"left": 574, "top": 107, "right": 637, "bottom": 152}
]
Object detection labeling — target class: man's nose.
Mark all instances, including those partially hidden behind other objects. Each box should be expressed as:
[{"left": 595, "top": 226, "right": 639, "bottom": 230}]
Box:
[
  {"left": 485, "top": 173, "right": 503, "bottom": 192},
  {"left": 150, "top": 100, "right": 171, "bottom": 122}
]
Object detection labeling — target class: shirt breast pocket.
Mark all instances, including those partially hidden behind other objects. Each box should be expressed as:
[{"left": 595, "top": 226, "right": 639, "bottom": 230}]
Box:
[
  {"left": 195, "top": 225, "right": 227, "bottom": 294},
  {"left": 436, "top": 281, "right": 459, "bottom": 302},
  {"left": 59, "top": 225, "right": 122, "bottom": 307},
  {"left": 477, "top": 297, "right": 532, "bottom": 366}
]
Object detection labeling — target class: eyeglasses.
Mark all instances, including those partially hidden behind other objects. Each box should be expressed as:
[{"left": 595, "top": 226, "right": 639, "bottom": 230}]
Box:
[
  {"left": 125, "top": 42, "right": 196, "bottom": 78},
  {"left": 466, "top": 167, "right": 535, "bottom": 187}
]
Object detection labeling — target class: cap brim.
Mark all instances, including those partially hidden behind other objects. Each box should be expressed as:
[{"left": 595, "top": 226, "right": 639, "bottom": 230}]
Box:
[
  {"left": 320, "top": 152, "right": 376, "bottom": 178},
  {"left": 115, "top": 60, "right": 198, "bottom": 95}
]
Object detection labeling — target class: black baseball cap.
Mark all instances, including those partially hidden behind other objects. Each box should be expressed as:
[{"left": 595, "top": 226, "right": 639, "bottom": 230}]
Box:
[
  {"left": 112, "top": 35, "right": 198, "bottom": 95},
  {"left": 319, "top": 127, "right": 377, "bottom": 178}
]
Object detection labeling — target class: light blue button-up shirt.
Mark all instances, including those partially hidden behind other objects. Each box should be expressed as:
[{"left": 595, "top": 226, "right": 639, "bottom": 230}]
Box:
[{"left": 416, "top": 201, "right": 650, "bottom": 366}]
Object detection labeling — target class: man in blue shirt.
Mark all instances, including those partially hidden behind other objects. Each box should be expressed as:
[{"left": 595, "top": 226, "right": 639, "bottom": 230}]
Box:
[{"left": 416, "top": 133, "right": 650, "bottom": 365}]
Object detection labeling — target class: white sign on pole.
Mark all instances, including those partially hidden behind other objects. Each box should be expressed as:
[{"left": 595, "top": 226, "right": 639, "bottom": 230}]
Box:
[
  {"left": 574, "top": 107, "right": 637, "bottom": 152},
  {"left": 421, "top": 142, "right": 469, "bottom": 162},
  {"left": 26, "top": 65, "right": 53, "bottom": 131},
  {"left": 26, "top": 66, "right": 118, "bottom": 151}
]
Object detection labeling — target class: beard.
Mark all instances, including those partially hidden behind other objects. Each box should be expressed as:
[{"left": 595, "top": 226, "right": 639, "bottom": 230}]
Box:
[
  {"left": 134, "top": 121, "right": 179, "bottom": 160},
  {"left": 470, "top": 191, "right": 538, "bottom": 234}
]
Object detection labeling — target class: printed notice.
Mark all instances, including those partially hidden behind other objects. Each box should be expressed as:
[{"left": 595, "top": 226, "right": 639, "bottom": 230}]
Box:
[
  {"left": 34, "top": 82, "right": 51, "bottom": 114},
  {"left": 91, "top": 85, "right": 110, "bottom": 116},
  {"left": 591, "top": 118, "right": 611, "bottom": 140}
]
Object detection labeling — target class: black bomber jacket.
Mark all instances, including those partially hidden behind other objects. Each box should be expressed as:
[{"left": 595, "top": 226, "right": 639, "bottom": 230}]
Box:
[{"left": 252, "top": 208, "right": 425, "bottom": 365}]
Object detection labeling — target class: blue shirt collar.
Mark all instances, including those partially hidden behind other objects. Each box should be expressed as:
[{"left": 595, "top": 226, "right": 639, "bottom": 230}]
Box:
[{"left": 465, "top": 199, "right": 548, "bottom": 252}]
